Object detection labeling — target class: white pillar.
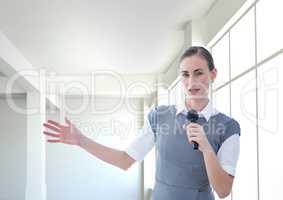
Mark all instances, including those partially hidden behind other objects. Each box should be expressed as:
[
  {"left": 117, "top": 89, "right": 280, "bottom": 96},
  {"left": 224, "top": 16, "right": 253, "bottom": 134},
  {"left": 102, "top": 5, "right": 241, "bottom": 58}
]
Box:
[
  {"left": 25, "top": 90, "right": 46, "bottom": 200},
  {"left": 138, "top": 99, "right": 145, "bottom": 200},
  {"left": 143, "top": 97, "right": 156, "bottom": 200}
]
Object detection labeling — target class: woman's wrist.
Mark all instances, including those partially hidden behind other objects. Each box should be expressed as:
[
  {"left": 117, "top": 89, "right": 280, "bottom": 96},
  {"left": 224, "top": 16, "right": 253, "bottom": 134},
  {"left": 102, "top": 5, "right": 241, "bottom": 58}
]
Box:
[
  {"left": 202, "top": 144, "right": 214, "bottom": 155},
  {"left": 77, "top": 133, "right": 85, "bottom": 147}
]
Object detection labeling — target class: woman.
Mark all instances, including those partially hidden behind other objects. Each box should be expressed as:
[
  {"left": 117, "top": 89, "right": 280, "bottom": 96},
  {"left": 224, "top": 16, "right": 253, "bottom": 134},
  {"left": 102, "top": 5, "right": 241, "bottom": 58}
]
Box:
[{"left": 43, "top": 46, "right": 240, "bottom": 200}]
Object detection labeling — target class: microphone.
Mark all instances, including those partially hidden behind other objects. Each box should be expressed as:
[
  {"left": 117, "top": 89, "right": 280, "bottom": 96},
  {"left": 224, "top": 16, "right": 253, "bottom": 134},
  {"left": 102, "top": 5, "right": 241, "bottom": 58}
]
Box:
[{"left": 187, "top": 109, "right": 199, "bottom": 150}]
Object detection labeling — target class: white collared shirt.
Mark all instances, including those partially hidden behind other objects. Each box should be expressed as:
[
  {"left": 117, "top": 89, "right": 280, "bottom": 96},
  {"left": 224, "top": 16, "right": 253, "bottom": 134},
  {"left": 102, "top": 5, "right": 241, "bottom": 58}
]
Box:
[
  {"left": 175, "top": 99, "right": 219, "bottom": 121},
  {"left": 126, "top": 100, "right": 240, "bottom": 176}
]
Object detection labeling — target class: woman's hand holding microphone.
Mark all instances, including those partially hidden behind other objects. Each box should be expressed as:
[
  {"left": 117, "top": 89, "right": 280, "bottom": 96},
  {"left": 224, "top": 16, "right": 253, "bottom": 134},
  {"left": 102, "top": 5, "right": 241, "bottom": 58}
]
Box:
[{"left": 183, "top": 122, "right": 213, "bottom": 153}]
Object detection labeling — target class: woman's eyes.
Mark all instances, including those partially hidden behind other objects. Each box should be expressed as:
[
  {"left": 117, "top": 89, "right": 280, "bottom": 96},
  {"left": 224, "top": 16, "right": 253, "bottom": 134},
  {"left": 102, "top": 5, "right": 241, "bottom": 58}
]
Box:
[{"left": 181, "top": 72, "right": 203, "bottom": 77}]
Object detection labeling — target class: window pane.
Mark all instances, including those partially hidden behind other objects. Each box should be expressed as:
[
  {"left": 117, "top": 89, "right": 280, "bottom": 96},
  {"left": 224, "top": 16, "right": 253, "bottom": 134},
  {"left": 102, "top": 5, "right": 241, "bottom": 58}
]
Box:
[
  {"left": 212, "top": 86, "right": 231, "bottom": 200},
  {"left": 231, "top": 70, "right": 258, "bottom": 200},
  {"left": 230, "top": 8, "right": 255, "bottom": 78},
  {"left": 158, "top": 86, "right": 169, "bottom": 106},
  {"left": 256, "top": 0, "right": 283, "bottom": 62},
  {"left": 212, "top": 34, "right": 230, "bottom": 89},
  {"left": 257, "top": 53, "right": 283, "bottom": 200},
  {"left": 169, "top": 81, "right": 184, "bottom": 106},
  {"left": 177, "top": 81, "right": 185, "bottom": 106},
  {"left": 212, "top": 86, "right": 230, "bottom": 116},
  {"left": 169, "top": 84, "right": 177, "bottom": 105}
]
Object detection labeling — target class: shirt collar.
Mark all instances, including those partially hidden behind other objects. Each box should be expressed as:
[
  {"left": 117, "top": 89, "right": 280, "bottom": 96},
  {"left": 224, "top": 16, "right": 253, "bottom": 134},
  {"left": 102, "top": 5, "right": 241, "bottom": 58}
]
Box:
[{"left": 175, "top": 99, "right": 219, "bottom": 121}]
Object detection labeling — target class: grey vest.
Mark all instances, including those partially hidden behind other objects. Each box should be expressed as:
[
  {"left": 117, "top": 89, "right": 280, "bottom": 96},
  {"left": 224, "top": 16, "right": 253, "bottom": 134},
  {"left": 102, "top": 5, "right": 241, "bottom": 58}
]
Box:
[{"left": 148, "top": 105, "right": 240, "bottom": 200}]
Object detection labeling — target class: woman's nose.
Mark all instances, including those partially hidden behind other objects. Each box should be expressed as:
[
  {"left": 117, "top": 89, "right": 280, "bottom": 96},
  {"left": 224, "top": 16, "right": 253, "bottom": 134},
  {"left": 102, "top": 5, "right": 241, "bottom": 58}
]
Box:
[{"left": 187, "top": 76, "right": 197, "bottom": 86}]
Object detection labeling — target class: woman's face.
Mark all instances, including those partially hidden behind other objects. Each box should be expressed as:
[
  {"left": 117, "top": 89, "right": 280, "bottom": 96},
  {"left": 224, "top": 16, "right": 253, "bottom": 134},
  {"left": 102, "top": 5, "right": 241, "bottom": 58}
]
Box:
[{"left": 179, "top": 55, "right": 217, "bottom": 99}]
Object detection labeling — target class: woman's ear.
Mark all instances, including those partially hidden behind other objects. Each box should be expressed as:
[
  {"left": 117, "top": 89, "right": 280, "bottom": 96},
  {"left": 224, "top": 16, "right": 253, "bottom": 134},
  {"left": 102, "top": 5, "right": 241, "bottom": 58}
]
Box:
[{"left": 210, "top": 68, "right": 217, "bottom": 82}]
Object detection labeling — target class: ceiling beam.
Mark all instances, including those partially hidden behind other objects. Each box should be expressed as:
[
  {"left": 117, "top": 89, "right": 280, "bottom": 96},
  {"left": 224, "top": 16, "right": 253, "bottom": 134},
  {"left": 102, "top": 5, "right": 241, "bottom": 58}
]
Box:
[
  {"left": 0, "top": 31, "right": 59, "bottom": 108},
  {"left": 0, "top": 77, "right": 25, "bottom": 95}
]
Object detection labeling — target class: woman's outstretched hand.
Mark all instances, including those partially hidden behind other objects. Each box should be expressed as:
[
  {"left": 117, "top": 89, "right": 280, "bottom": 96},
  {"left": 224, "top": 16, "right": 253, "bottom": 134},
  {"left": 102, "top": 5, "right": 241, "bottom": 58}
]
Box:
[{"left": 43, "top": 117, "right": 83, "bottom": 146}]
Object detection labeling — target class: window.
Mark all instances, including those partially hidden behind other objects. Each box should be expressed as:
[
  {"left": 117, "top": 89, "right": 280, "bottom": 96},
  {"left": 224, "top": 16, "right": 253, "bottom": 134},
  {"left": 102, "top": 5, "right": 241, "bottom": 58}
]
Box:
[
  {"left": 212, "top": 85, "right": 230, "bottom": 115},
  {"left": 231, "top": 71, "right": 258, "bottom": 200},
  {"left": 209, "top": 0, "right": 283, "bottom": 198},
  {"left": 256, "top": 0, "right": 283, "bottom": 62},
  {"left": 211, "top": 34, "right": 230, "bottom": 89},
  {"left": 212, "top": 85, "right": 231, "bottom": 200},
  {"left": 257, "top": 54, "right": 283, "bottom": 200},
  {"left": 230, "top": 8, "right": 255, "bottom": 78}
]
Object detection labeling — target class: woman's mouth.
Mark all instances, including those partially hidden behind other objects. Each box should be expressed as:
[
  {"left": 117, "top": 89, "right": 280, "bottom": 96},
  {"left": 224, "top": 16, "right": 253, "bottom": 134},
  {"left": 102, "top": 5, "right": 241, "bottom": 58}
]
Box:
[{"left": 188, "top": 88, "right": 200, "bottom": 94}]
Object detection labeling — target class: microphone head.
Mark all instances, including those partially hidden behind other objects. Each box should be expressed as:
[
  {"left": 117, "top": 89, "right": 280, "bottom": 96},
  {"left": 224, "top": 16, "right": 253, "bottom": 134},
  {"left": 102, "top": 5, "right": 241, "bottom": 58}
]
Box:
[{"left": 187, "top": 109, "right": 199, "bottom": 123}]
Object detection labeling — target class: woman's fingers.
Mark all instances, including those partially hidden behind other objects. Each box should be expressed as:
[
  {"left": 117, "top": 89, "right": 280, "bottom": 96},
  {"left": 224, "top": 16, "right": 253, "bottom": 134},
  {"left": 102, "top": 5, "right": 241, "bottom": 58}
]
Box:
[
  {"left": 188, "top": 122, "right": 199, "bottom": 127},
  {"left": 65, "top": 117, "right": 71, "bottom": 126},
  {"left": 183, "top": 123, "right": 200, "bottom": 129},
  {"left": 188, "top": 136, "right": 200, "bottom": 144},
  {"left": 47, "top": 120, "right": 63, "bottom": 129},
  {"left": 183, "top": 124, "right": 200, "bottom": 143},
  {"left": 188, "top": 127, "right": 199, "bottom": 132},
  {"left": 187, "top": 132, "right": 199, "bottom": 145},
  {"left": 43, "top": 119, "right": 72, "bottom": 144},
  {"left": 47, "top": 139, "right": 63, "bottom": 143},
  {"left": 183, "top": 124, "right": 200, "bottom": 133},
  {"left": 43, "top": 131, "right": 62, "bottom": 138},
  {"left": 43, "top": 123, "right": 61, "bottom": 133},
  {"left": 189, "top": 132, "right": 200, "bottom": 137}
]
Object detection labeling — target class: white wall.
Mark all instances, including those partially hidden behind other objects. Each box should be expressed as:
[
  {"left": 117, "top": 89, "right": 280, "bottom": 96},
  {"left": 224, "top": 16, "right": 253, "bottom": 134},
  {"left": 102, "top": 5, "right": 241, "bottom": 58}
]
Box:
[
  {"left": 0, "top": 95, "right": 27, "bottom": 200},
  {"left": 45, "top": 96, "right": 144, "bottom": 200}
]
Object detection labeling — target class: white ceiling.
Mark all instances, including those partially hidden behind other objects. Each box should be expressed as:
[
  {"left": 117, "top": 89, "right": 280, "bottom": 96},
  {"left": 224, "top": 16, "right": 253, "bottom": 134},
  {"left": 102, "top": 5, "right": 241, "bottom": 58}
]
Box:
[{"left": 0, "top": 0, "right": 215, "bottom": 75}]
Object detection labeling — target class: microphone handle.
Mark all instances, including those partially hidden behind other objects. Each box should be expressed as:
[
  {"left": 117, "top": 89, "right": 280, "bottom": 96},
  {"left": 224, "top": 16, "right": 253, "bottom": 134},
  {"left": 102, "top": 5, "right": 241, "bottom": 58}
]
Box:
[
  {"left": 190, "top": 119, "right": 199, "bottom": 150},
  {"left": 187, "top": 109, "right": 199, "bottom": 150},
  {"left": 193, "top": 141, "right": 199, "bottom": 150}
]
